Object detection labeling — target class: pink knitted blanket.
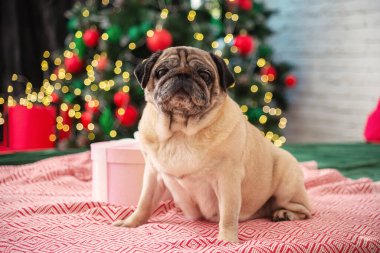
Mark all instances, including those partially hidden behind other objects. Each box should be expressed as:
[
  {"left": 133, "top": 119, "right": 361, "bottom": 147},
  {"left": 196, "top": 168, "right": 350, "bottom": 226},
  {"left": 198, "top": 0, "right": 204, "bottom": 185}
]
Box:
[{"left": 0, "top": 152, "right": 379, "bottom": 252}]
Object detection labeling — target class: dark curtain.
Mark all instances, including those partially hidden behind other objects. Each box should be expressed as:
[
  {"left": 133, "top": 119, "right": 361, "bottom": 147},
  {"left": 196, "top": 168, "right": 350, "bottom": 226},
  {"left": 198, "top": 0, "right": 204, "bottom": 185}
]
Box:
[
  {"left": 0, "top": 0, "right": 74, "bottom": 144},
  {"left": 0, "top": 0, "right": 75, "bottom": 95}
]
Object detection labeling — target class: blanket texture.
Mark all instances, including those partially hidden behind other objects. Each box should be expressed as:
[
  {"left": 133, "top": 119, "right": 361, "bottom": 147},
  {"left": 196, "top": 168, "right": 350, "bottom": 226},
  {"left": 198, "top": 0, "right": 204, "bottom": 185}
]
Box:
[{"left": 0, "top": 152, "right": 379, "bottom": 253}]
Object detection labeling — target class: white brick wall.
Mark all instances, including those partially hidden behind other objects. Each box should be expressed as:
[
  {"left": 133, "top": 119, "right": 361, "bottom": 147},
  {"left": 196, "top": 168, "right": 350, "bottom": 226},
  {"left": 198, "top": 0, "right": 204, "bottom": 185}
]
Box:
[{"left": 265, "top": 0, "right": 380, "bottom": 143}]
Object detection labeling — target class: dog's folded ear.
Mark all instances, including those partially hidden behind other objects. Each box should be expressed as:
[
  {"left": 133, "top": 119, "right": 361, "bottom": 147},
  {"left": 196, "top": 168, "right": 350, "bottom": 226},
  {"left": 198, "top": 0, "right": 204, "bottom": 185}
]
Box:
[
  {"left": 135, "top": 51, "right": 163, "bottom": 88},
  {"left": 209, "top": 53, "right": 235, "bottom": 91}
]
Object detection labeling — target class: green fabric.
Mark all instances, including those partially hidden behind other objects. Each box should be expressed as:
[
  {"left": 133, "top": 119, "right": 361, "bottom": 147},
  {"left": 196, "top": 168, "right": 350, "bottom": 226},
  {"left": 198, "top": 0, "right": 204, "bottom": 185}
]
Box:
[
  {"left": 0, "top": 149, "right": 87, "bottom": 166},
  {"left": 283, "top": 143, "right": 380, "bottom": 181},
  {"left": 0, "top": 143, "right": 379, "bottom": 181}
]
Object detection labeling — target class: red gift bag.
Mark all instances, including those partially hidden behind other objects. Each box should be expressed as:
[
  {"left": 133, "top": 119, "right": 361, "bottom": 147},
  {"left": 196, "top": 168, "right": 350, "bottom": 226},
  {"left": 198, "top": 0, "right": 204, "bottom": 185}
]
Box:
[
  {"left": 364, "top": 99, "right": 380, "bottom": 143},
  {"left": 3, "top": 105, "right": 57, "bottom": 151}
]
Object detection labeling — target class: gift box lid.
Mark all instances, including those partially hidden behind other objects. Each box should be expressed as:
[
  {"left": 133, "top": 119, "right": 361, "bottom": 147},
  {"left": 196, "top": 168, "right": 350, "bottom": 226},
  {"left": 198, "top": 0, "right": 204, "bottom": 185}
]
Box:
[{"left": 90, "top": 138, "right": 145, "bottom": 164}]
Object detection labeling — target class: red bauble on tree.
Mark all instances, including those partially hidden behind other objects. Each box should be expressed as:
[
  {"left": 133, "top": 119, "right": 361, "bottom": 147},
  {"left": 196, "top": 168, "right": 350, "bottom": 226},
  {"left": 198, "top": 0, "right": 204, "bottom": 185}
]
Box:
[
  {"left": 146, "top": 29, "right": 173, "bottom": 52},
  {"left": 261, "top": 65, "right": 277, "bottom": 80},
  {"left": 96, "top": 54, "right": 109, "bottom": 71},
  {"left": 234, "top": 34, "right": 254, "bottom": 56},
  {"left": 116, "top": 106, "right": 138, "bottom": 127},
  {"left": 284, "top": 74, "right": 297, "bottom": 88},
  {"left": 83, "top": 28, "right": 100, "bottom": 47},
  {"left": 85, "top": 100, "right": 100, "bottom": 113},
  {"left": 239, "top": 0, "right": 253, "bottom": 11},
  {"left": 51, "top": 92, "right": 59, "bottom": 103},
  {"left": 64, "top": 53, "right": 83, "bottom": 73},
  {"left": 81, "top": 111, "right": 93, "bottom": 129},
  {"left": 113, "top": 91, "right": 130, "bottom": 107}
]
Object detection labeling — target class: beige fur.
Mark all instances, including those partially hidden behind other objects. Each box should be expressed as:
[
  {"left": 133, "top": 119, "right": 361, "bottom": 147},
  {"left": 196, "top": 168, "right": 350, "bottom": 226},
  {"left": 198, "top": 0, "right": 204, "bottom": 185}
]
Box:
[{"left": 113, "top": 47, "right": 312, "bottom": 243}]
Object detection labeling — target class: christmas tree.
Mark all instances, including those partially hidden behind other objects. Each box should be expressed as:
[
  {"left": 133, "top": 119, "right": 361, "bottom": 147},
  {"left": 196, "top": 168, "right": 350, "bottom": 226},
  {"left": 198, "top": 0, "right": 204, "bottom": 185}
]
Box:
[{"left": 41, "top": 0, "right": 298, "bottom": 147}]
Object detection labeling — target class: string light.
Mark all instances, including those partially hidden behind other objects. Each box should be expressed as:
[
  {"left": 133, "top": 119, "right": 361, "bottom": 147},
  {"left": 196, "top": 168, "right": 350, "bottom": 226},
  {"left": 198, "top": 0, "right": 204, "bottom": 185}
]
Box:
[
  {"left": 265, "top": 131, "right": 273, "bottom": 140},
  {"left": 224, "top": 34, "right": 234, "bottom": 43},
  {"left": 76, "top": 123, "right": 84, "bottom": 131},
  {"left": 65, "top": 73, "right": 72, "bottom": 80},
  {"left": 60, "top": 103, "right": 68, "bottom": 111},
  {"left": 54, "top": 58, "right": 62, "bottom": 66},
  {"left": 43, "top": 51, "right": 50, "bottom": 58},
  {"left": 75, "top": 112, "right": 81, "bottom": 119},
  {"left": 128, "top": 42, "right": 136, "bottom": 50},
  {"left": 261, "top": 75, "right": 269, "bottom": 83},
  {"left": 230, "top": 46, "right": 238, "bottom": 53},
  {"left": 114, "top": 67, "right": 122, "bottom": 74},
  {"left": 122, "top": 85, "right": 130, "bottom": 92},
  {"left": 110, "top": 130, "right": 117, "bottom": 138},
  {"left": 160, "top": 8, "right": 169, "bottom": 19},
  {"left": 231, "top": 14, "right": 239, "bottom": 21},
  {"left": 75, "top": 31, "right": 83, "bottom": 38},
  {"left": 101, "top": 33, "right": 109, "bottom": 40},
  {"left": 259, "top": 115, "right": 267, "bottom": 124},
  {"left": 194, "top": 33, "right": 204, "bottom": 41},
  {"left": 211, "top": 41, "right": 219, "bottom": 48},
  {"left": 84, "top": 95, "right": 92, "bottom": 102},
  {"left": 240, "top": 105, "right": 248, "bottom": 113},
  {"left": 11, "top": 74, "right": 18, "bottom": 81},
  {"left": 214, "top": 50, "right": 222, "bottom": 56},
  {"left": 88, "top": 123, "right": 95, "bottom": 131},
  {"left": 88, "top": 132, "right": 95, "bottom": 140},
  {"left": 61, "top": 86, "right": 69, "bottom": 93},
  {"left": 68, "top": 109, "right": 76, "bottom": 118},
  {"left": 41, "top": 60, "right": 48, "bottom": 71},
  {"left": 187, "top": 10, "right": 196, "bottom": 21},
  {"left": 233, "top": 66, "right": 241, "bottom": 74},
  {"left": 82, "top": 9, "right": 90, "bottom": 18},
  {"left": 250, "top": 85, "right": 258, "bottom": 93},
  {"left": 146, "top": 30, "right": 154, "bottom": 37},
  {"left": 257, "top": 58, "right": 266, "bottom": 67},
  {"left": 62, "top": 125, "right": 70, "bottom": 132},
  {"left": 117, "top": 108, "right": 125, "bottom": 116}
]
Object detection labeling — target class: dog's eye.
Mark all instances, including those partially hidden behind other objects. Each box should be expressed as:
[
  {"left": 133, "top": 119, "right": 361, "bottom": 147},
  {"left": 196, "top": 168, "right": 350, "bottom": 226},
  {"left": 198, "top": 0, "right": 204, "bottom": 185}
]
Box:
[
  {"left": 198, "top": 70, "right": 212, "bottom": 83},
  {"left": 156, "top": 68, "right": 169, "bottom": 78}
]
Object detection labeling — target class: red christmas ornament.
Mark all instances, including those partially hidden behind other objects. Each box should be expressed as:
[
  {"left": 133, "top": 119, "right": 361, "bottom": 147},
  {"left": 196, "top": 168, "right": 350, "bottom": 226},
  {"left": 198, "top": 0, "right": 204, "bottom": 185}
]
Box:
[
  {"left": 239, "top": 0, "right": 253, "bottom": 11},
  {"left": 234, "top": 34, "right": 254, "bottom": 56},
  {"left": 96, "top": 55, "right": 109, "bottom": 71},
  {"left": 113, "top": 91, "right": 130, "bottom": 107},
  {"left": 53, "top": 67, "right": 60, "bottom": 76},
  {"left": 59, "top": 108, "right": 72, "bottom": 140},
  {"left": 81, "top": 111, "right": 93, "bottom": 129},
  {"left": 83, "top": 28, "right": 100, "bottom": 47},
  {"left": 116, "top": 106, "right": 138, "bottom": 127},
  {"left": 146, "top": 29, "right": 173, "bottom": 52},
  {"left": 226, "top": 0, "right": 239, "bottom": 9},
  {"left": 85, "top": 100, "right": 100, "bottom": 113},
  {"left": 64, "top": 53, "right": 83, "bottom": 73},
  {"left": 51, "top": 92, "right": 59, "bottom": 103},
  {"left": 284, "top": 74, "right": 297, "bottom": 88},
  {"left": 261, "top": 65, "right": 277, "bottom": 80}
]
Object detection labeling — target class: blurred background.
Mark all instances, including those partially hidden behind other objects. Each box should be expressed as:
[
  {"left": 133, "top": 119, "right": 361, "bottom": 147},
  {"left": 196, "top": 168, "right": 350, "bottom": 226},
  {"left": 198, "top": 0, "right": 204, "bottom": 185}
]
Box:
[{"left": 0, "top": 0, "right": 379, "bottom": 151}]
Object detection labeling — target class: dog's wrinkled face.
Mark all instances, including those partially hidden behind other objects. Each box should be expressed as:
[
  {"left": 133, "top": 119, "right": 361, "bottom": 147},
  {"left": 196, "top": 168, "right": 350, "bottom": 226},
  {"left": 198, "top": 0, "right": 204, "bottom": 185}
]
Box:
[{"left": 135, "top": 47, "right": 234, "bottom": 117}]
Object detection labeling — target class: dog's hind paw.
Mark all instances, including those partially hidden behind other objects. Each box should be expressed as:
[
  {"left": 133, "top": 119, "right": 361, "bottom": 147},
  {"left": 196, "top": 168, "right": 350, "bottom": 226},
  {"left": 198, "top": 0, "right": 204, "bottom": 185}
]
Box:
[{"left": 272, "top": 209, "right": 306, "bottom": 222}]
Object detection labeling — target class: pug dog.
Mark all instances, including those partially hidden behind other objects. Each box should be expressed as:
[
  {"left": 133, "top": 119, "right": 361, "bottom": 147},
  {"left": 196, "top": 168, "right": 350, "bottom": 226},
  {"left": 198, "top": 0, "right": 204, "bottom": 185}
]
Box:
[{"left": 113, "top": 46, "right": 312, "bottom": 243}]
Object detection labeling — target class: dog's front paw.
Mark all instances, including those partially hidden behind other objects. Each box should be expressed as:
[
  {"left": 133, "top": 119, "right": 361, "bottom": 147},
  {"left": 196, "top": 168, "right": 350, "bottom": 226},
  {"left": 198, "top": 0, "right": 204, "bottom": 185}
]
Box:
[
  {"left": 218, "top": 231, "right": 239, "bottom": 243},
  {"left": 112, "top": 213, "right": 147, "bottom": 228}
]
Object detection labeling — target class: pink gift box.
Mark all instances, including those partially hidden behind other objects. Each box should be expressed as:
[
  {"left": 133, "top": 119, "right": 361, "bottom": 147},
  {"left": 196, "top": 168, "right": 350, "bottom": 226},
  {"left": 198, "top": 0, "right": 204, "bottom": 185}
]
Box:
[{"left": 90, "top": 138, "right": 145, "bottom": 206}]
